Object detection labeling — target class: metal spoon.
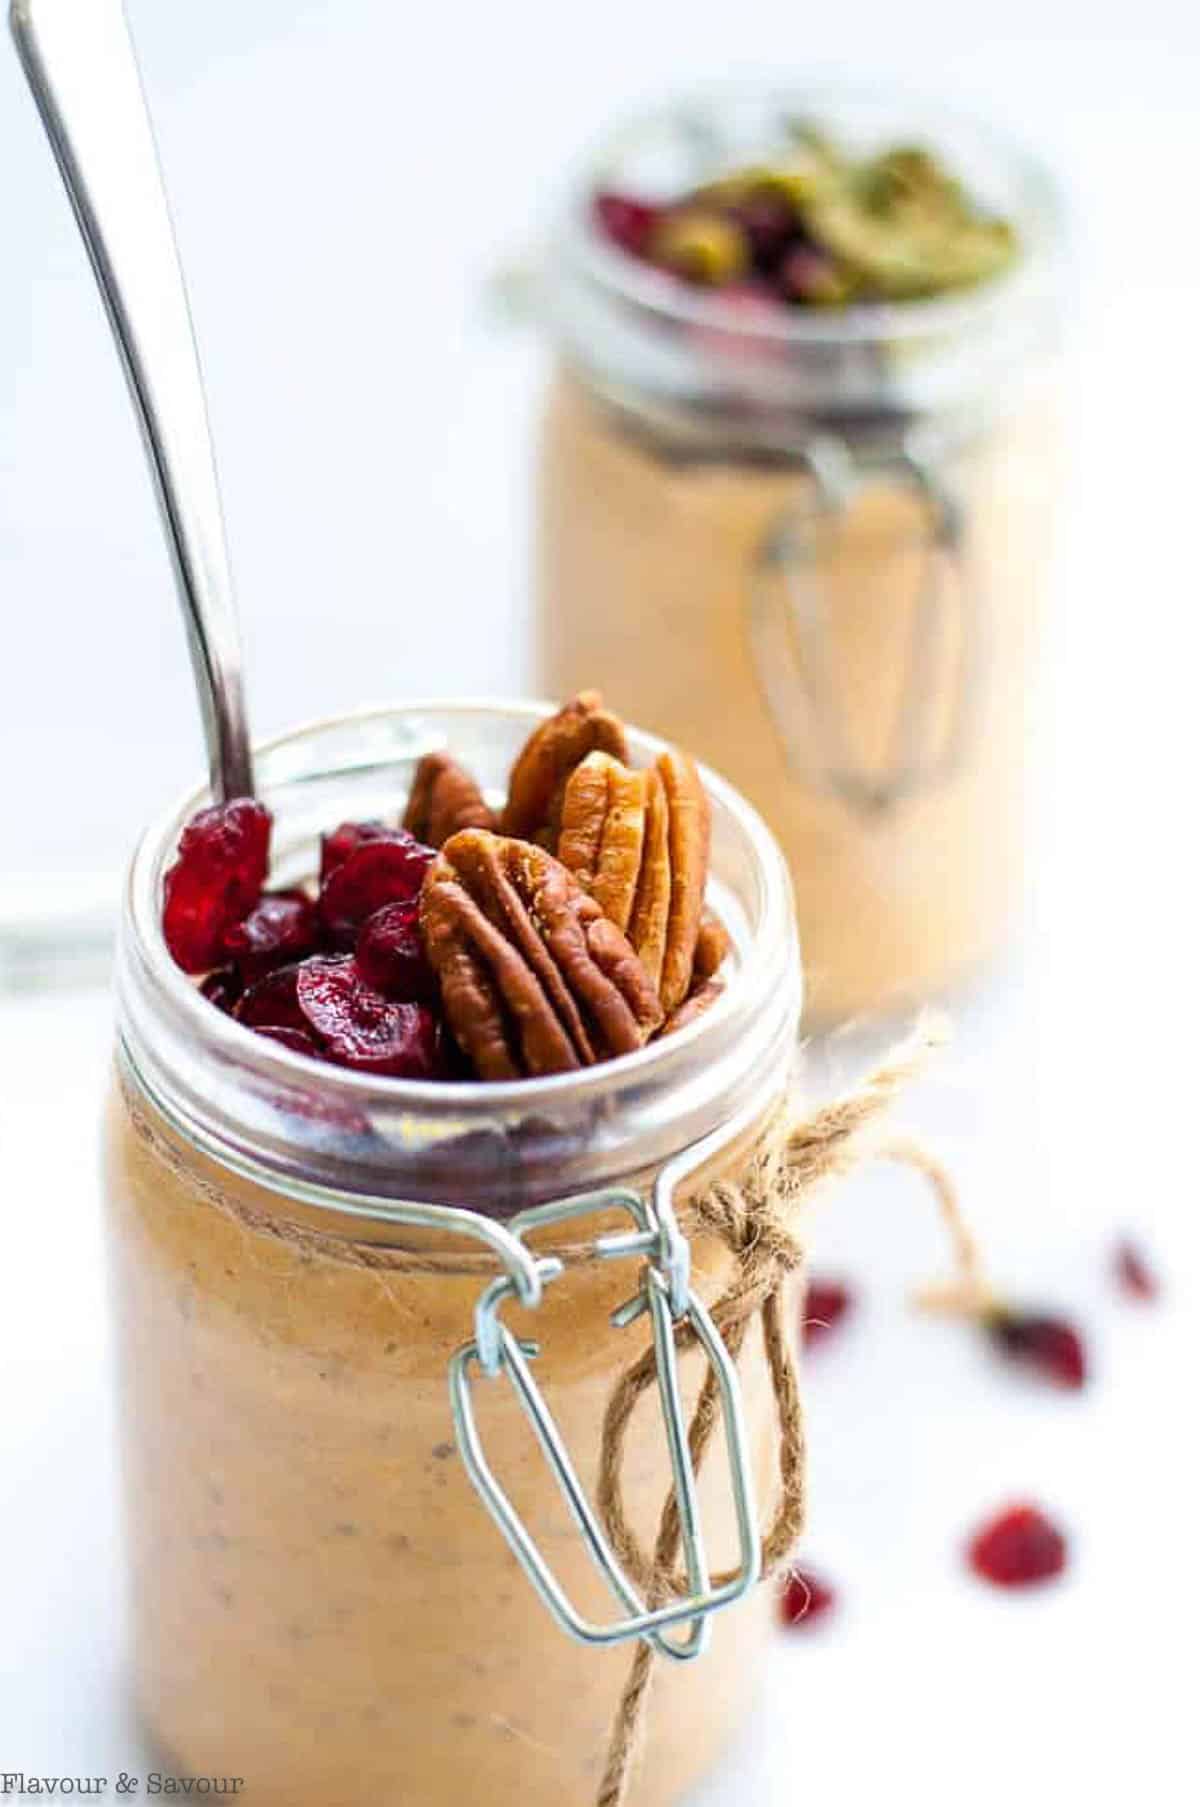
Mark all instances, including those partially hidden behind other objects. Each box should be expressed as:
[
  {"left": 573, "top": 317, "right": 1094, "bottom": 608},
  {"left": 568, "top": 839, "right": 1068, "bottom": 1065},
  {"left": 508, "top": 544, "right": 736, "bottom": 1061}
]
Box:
[{"left": 10, "top": 0, "right": 254, "bottom": 801}]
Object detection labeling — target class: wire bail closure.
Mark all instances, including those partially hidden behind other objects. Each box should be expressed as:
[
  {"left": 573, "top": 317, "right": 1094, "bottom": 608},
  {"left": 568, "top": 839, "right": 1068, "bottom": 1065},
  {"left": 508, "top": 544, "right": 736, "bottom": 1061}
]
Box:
[
  {"left": 448, "top": 1115, "right": 765, "bottom": 1663},
  {"left": 749, "top": 431, "right": 974, "bottom": 817}
]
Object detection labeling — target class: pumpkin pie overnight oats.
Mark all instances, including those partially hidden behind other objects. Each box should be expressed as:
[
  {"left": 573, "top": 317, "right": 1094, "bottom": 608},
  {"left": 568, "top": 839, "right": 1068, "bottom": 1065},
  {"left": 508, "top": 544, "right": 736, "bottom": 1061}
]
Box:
[
  {"left": 534, "top": 90, "right": 1065, "bottom": 1020},
  {"left": 105, "top": 697, "right": 813, "bottom": 1807}
]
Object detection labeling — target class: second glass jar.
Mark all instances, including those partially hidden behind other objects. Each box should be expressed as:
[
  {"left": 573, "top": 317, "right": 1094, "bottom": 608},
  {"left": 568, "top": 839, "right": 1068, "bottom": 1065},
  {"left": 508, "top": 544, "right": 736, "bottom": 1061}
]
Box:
[{"left": 535, "top": 88, "right": 1065, "bottom": 1022}]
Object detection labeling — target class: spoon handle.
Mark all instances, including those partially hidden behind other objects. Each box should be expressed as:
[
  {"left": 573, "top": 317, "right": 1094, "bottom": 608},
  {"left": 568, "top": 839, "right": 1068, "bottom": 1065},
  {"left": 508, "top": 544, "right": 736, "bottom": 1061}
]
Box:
[{"left": 11, "top": 0, "right": 254, "bottom": 801}]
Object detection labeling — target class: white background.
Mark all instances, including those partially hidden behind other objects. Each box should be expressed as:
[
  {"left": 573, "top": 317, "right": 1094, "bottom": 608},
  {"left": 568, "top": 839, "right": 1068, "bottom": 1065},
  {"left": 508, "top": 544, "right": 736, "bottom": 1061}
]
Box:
[{"left": 1, "top": 1, "right": 1197, "bottom": 1802}]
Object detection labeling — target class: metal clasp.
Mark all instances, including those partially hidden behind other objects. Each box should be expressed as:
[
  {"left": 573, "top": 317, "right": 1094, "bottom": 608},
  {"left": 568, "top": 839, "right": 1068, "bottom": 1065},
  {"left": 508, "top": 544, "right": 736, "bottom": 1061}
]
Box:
[
  {"left": 749, "top": 431, "right": 975, "bottom": 817},
  {"left": 448, "top": 1127, "right": 763, "bottom": 1662}
]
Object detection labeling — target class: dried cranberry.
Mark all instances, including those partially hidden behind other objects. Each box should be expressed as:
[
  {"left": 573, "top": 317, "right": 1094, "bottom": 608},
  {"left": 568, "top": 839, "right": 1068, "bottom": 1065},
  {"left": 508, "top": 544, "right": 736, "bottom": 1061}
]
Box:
[
  {"left": 295, "top": 956, "right": 440, "bottom": 1077},
  {"left": 967, "top": 1503, "right": 1067, "bottom": 1589},
  {"left": 222, "top": 889, "right": 320, "bottom": 982},
  {"left": 162, "top": 798, "right": 272, "bottom": 973},
  {"left": 235, "top": 963, "right": 310, "bottom": 1037},
  {"left": 777, "top": 244, "right": 844, "bottom": 304},
  {"left": 200, "top": 966, "right": 243, "bottom": 1014},
  {"left": 593, "top": 191, "right": 661, "bottom": 259},
  {"left": 985, "top": 1308, "right": 1087, "bottom": 1390},
  {"left": 779, "top": 1566, "right": 836, "bottom": 1628},
  {"left": 735, "top": 191, "right": 797, "bottom": 271},
  {"left": 1115, "top": 1237, "right": 1159, "bottom": 1301},
  {"left": 255, "top": 1024, "right": 324, "bottom": 1058},
  {"left": 803, "top": 1278, "right": 854, "bottom": 1348},
  {"left": 355, "top": 901, "right": 435, "bottom": 1001},
  {"left": 318, "top": 835, "right": 435, "bottom": 949},
  {"left": 319, "top": 820, "right": 395, "bottom": 885}
]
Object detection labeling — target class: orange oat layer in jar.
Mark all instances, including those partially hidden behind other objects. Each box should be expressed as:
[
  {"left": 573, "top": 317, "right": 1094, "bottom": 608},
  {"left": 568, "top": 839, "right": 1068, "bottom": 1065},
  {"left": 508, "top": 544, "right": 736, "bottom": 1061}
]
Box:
[
  {"left": 105, "top": 701, "right": 801, "bottom": 1807},
  {"left": 535, "top": 90, "right": 1066, "bottom": 1023}
]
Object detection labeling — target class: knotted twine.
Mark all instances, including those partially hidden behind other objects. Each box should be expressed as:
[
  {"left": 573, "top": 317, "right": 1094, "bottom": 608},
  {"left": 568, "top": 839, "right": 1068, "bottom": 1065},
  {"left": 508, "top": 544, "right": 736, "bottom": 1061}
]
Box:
[{"left": 122, "top": 1015, "right": 986, "bottom": 1806}]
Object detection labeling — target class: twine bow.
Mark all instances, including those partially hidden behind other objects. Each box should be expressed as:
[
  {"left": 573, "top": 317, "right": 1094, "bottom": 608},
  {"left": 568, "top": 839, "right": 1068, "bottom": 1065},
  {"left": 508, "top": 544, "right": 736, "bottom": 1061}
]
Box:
[{"left": 592, "top": 1017, "right": 986, "bottom": 1807}]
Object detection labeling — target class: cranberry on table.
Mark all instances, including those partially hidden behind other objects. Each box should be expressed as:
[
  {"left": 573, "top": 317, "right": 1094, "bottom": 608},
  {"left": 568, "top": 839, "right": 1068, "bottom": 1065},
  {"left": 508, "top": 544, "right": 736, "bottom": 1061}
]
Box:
[
  {"left": 985, "top": 1307, "right": 1088, "bottom": 1390},
  {"left": 295, "top": 956, "right": 441, "bottom": 1078},
  {"left": 318, "top": 834, "right": 436, "bottom": 949},
  {"left": 802, "top": 1277, "right": 855, "bottom": 1348},
  {"left": 779, "top": 1566, "right": 837, "bottom": 1628},
  {"left": 1115, "top": 1238, "right": 1160, "bottom": 1301},
  {"left": 162, "top": 798, "right": 272, "bottom": 973},
  {"left": 222, "top": 889, "right": 320, "bottom": 982},
  {"left": 967, "top": 1503, "right": 1067, "bottom": 1589}
]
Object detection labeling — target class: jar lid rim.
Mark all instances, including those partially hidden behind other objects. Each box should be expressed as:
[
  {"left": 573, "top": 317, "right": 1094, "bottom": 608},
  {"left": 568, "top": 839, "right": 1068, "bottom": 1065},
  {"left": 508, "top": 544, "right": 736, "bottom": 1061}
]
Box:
[{"left": 118, "top": 699, "right": 801, "bottom": 1215}]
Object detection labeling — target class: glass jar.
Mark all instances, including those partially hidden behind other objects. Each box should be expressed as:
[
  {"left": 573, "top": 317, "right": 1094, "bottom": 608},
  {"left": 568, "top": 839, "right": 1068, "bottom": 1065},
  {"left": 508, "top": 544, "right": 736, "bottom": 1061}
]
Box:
[
  {"left": 534, "top": 87, "right": 1065, "bottom": 1023},
  {"left": 104, "top": 701, "right": 801, "bottom": 1807}
]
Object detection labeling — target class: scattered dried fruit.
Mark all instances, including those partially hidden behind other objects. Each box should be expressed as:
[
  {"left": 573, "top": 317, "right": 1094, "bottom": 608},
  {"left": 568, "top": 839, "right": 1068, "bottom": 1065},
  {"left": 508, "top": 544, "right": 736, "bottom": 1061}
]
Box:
[
  {"left": 420, "top": 829, "right": 663, "bottom": 1078},
  {"left": 985, "top": 1307, "right": 1087, "bottom": 1390},
  {"left": 355, "top": 901, "right": 435, "bottom": 1001},
  {"left": 318, "top": 834, "right": 435, "bottom": 949},
  {"left": 779, "top": 1566, "right": 837, "bottom": 1628},
  {"left": 1115, "top": 1238, "right": 1159, "bottom": 1302},
  {"left": 295, "top": 956, "right": 441, "bottom": 1077},
  {"left": 802, "top": 1278, "right": 855, "bottom": 1348},
  {"left": 222, "top": 889, "right": 320, "bottom": 982},
  {"left": 967, "top": 1503, "right": 1067, "bottom": 1589},
  {"left": 163, "top": 798, "right": 271, "bottom": 973}
]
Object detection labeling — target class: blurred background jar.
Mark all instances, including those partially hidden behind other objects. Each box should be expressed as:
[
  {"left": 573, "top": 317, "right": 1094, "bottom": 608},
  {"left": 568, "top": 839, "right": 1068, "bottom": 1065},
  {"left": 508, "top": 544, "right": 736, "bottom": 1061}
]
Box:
[{"left": 535, "top": 87, "right": 1065, "bottom": 1024}]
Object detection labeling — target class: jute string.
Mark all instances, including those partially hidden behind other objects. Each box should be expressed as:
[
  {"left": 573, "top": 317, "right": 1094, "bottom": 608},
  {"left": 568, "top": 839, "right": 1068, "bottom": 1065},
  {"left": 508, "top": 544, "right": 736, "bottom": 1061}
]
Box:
[{"left": 122, "top": 1016, "right": 986, "bottom": 1807}]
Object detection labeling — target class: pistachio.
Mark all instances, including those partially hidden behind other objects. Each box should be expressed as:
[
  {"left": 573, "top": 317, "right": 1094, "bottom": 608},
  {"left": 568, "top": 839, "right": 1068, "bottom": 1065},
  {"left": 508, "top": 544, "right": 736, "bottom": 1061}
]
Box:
[
  {"left": 650, "top": 209, "right": 750, "bottom": 286},
  {"left": 592, "top": 122, "right": 1019, "bottom": 309}
]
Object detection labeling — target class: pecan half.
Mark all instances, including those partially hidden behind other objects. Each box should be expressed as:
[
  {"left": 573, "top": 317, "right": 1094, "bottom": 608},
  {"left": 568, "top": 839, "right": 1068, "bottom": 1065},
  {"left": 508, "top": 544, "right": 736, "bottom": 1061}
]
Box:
[
  {"left": 656, "top": 748, "right": 711, "bottom": 1015},
  {"left": 501, "top": 692, "right": 628, "bottom": 845},
  {"left": 419, "top": 829, "right": 663, "bottom": 1079},
  {"left": 693, "top": 907, "right": 730, "bottom": 982},
  {"left": 626, "top": 765, "right": 671, "bottom": 993},
  {"left": 660, "top": 977, "right": 725, "bottom": 1039},
  {"left": 403, "top": 751, "right": 495, "bottom": 847},
  {"left": 557, "top": 752, "right": 649, "bottom": 934}
]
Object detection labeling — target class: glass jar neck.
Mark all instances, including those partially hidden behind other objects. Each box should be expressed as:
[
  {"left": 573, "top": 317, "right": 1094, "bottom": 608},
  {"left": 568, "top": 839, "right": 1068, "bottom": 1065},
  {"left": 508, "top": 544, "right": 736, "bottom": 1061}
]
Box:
[{"left": 116, "top": 702, "right": 801, "bottom": 1226}]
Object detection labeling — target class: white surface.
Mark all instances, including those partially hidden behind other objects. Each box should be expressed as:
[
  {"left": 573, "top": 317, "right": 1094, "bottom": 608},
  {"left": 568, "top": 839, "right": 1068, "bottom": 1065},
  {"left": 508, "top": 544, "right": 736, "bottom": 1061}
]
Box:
[{"left": 2, "top": 0, "right": 1198, "bottom": 1801}]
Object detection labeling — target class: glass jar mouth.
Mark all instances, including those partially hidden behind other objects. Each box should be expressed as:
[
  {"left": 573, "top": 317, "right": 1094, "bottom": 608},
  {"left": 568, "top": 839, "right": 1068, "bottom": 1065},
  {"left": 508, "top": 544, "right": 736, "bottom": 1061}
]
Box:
[
  {"left": 541, "top": 81, "right": 1066, "bottom": 434},
  {"left": 118, "top": 699, "right": 801, "bottom": 1215},
  {"left": 555, "top": 80, "right": 1066, "bottom": 348}
]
